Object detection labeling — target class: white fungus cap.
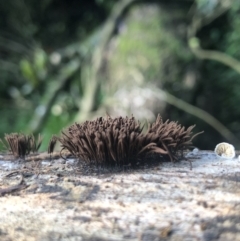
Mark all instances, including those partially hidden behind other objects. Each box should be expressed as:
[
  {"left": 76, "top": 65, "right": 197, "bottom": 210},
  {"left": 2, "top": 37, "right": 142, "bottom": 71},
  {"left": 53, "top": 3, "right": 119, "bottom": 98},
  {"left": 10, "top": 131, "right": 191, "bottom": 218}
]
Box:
[{"left": 214, "top": 142, "right": 235, "bottom": 159}]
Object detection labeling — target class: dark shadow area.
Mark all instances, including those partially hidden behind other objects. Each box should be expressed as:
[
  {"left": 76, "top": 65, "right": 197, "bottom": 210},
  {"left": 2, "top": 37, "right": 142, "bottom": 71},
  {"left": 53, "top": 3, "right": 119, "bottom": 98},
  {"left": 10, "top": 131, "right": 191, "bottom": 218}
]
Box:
[{"left": 202, "top": 214, "right": 240, "bottom": 241}]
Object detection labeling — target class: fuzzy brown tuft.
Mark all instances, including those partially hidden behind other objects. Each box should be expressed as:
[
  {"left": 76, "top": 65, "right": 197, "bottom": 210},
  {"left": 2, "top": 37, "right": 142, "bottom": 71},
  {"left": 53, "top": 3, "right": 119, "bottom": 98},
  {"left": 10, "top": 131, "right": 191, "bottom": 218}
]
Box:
[
  {"left": 57, "top": 115, "right": 202, "bottom": 167},
  {"left": 145, "top": 115, "right": 203, "bottom": 161},
  {"left": 48, "top": 135, "right": 58, "bottom": 154},
  {"left": 1, "top": 133, "right": 42, "bottom": 158}
]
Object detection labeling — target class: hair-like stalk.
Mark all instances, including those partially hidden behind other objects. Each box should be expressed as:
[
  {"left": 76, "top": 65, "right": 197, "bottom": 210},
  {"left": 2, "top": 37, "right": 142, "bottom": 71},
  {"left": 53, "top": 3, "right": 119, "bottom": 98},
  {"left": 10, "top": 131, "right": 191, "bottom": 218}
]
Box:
[{"left": 1, "top": 133, "right": 42, "bottom": 159}]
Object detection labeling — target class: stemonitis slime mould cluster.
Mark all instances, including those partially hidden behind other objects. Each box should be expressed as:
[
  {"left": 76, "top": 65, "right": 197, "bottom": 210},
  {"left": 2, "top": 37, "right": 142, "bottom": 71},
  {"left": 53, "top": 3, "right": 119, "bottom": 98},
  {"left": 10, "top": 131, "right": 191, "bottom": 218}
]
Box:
[{"left": 56, "top": 114, "right": 203, "bottom": 167}]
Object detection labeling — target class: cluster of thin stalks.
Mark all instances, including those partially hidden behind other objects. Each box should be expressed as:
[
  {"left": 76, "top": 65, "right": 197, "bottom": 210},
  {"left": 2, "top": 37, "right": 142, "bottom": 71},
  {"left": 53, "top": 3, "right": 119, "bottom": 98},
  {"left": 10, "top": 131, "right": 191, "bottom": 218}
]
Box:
[
  {"left": 0, "top": 133, "right": 42, "bottom": 158},
  {"left": 48, "top": 135, "right": 58, "bottom": 154},
  {"left": 57, "top": 114, "right": 203, "bottom": 167}
]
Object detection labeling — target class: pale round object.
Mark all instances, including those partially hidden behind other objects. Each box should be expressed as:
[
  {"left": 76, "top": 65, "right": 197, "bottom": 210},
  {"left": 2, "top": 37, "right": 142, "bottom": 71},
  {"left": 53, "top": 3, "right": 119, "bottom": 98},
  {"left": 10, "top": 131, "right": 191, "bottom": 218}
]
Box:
[
  {"left": 192, "top": 148, "right": 199, "bottom": 154},
  {"left": 214, "top": 142, "right": 235, "bottom": 159}
]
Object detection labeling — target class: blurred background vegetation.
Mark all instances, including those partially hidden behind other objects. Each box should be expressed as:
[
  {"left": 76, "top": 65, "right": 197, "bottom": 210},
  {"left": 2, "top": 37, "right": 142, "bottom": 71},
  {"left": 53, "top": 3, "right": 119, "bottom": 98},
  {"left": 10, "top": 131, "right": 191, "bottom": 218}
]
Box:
[{"left": 1, "top": 0, "right": 240, "bottom": 151}]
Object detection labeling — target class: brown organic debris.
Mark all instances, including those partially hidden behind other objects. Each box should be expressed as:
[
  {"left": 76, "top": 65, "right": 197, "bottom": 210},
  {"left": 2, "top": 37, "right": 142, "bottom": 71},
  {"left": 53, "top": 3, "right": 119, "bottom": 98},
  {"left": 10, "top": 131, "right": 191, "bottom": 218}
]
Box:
[
  {"left": 57, "top": 114, "right": 203, "bottom": 167},
  {"left": 1, "top": 133, "right": 42, "bottom": 159}
]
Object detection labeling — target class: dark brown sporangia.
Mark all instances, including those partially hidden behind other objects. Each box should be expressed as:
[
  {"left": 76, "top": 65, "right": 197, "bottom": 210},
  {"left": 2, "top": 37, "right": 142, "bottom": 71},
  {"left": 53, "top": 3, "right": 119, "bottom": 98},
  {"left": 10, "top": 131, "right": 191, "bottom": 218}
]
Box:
[
  {"left": 48, "top": 135, "right": 58, "bottom": 154},
  {"left": 1, "top": 133, "right": 42, "bottom": 158},
  {"left": 57, "top": 114, "right": 203, "bottom": 167}
]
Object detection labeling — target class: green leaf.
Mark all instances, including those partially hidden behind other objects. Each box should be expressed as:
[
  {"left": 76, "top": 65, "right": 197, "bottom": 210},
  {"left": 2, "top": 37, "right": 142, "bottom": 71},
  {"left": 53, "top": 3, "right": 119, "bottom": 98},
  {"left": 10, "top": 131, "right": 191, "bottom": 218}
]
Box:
[
  {"left": 19, "top": 59, "right": 38, "bottom": 86},
  {"left": 34, "top": 48, "right": 47, "bottom": 72}
]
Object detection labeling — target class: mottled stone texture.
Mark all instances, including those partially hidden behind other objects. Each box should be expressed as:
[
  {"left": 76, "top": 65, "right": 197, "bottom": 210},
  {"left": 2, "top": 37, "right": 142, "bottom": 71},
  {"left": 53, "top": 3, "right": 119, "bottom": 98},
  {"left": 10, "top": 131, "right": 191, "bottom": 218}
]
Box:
[{"left": 0, "top": 151, "right": 240, "bottom": 241}]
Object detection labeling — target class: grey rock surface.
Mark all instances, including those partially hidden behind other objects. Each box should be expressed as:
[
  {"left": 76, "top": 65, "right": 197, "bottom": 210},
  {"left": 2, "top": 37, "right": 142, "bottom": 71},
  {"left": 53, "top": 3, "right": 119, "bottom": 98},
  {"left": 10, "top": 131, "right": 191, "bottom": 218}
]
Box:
[{"left": 0, "top": 151, "right": 240, "bottom": 241}]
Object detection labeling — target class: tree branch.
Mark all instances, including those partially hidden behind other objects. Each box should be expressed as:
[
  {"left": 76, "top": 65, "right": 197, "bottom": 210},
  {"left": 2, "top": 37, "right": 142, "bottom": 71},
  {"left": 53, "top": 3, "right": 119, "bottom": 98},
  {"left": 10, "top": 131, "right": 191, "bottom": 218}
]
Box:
[
  {"left": 155, "top": 88, "right": 239, "bottom": 144},
  {"left": 187, "top": 1, "right": 240, "bottom": 74},
  {"left": 189, "top": 39, "right": 240, "bottom": 75},
  {"left": 75, "top": 0, "right": 136, "bottom": 122},
  {"left": 29, "top": 59, "right": 80, "bottom": 134}
]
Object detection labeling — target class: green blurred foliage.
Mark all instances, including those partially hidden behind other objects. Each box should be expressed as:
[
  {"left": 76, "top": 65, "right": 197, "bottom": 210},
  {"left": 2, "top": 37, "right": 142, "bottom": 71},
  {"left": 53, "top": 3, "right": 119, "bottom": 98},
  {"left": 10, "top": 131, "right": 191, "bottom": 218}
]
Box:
[
  {"left": 0, "top": 0, "right": 115, "bottom": 149},
  {"left": 0, "top": 0, "right": 240, "bottom": 151},
  {"left": 19, "top": 48, "right": 47, "bottom": 87},
  {"left": 108, "top": 5, "right": 193, "bottom": 91},
  {"left": 191, "top": 0, "right": 240, "bottom": 148}
]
